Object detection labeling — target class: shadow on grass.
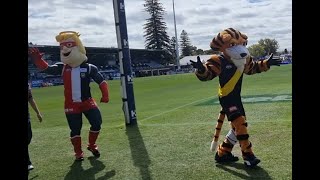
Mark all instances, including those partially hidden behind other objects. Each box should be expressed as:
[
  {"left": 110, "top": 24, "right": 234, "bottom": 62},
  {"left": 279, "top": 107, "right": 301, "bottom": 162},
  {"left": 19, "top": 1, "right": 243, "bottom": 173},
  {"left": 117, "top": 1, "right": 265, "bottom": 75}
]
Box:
[
  {"left": 28, "top": 174, "right": 38, "bottom": 180},
  {"left": 64, "top": 157, "right": 115, "bottom": 180},
  {"left": 216, "top": 162, "right": 272, "bottom": 179},
  {"left": 195, "top": 94, "right": 292, "bottom": 106},
  {"left": 126, "top": 125, "right": 152, "bottom": 180}
]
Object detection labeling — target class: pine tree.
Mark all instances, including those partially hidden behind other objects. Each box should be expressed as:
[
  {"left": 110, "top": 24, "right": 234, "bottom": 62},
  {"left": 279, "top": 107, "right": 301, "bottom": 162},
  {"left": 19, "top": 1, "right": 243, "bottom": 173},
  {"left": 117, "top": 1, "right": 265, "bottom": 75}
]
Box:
[
  {"left": 143, "top": 0, "right": 170, "bottom": 50},
  {"left": 180, "top": 30, "right": 192, "bottom": 57}
]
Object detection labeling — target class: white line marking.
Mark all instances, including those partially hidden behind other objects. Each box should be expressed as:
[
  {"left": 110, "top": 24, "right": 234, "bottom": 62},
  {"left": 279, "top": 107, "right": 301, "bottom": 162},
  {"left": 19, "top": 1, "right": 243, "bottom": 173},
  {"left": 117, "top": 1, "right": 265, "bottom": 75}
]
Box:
[
  {"left": 139, "top": 96, "right": 215, "bottom": 122},
  {"left": 139, "top": 120, "right": 292, "bottom": 127}
]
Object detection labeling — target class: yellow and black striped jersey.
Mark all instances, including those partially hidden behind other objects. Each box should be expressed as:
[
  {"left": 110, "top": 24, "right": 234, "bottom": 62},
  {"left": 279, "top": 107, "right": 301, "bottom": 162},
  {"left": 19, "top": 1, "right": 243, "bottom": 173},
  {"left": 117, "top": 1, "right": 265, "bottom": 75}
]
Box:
[{"left": 195, "top": 54, "right": 269, "bottom": 98}]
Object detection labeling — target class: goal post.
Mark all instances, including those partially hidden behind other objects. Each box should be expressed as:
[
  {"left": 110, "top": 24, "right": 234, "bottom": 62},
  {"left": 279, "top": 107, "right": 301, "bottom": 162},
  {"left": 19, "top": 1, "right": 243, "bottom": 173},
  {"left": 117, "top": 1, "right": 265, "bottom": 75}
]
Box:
[{"left": 113, "top": 0, "right": 137, "bottom": 125}]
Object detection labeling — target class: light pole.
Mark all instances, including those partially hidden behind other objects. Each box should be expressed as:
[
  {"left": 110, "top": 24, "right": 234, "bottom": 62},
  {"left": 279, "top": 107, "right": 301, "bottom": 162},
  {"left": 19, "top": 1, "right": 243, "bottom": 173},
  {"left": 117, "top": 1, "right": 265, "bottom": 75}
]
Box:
[{"left": 172, "top": 0, "right": 180, "bottom": 70}]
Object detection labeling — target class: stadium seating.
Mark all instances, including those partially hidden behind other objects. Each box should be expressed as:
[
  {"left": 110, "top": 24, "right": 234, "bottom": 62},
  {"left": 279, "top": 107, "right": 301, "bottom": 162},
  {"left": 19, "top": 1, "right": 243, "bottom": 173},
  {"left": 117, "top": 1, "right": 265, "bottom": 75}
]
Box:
[{"left": 28, "top": 45, "right": 175, "bottom": 86}]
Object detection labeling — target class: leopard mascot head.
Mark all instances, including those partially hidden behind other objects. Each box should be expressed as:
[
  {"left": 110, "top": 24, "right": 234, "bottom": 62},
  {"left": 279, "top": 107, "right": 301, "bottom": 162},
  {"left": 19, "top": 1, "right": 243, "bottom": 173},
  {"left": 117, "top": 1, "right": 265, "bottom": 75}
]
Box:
[{"left": 210, "top": 28, "right": 249, "bottom": 72}]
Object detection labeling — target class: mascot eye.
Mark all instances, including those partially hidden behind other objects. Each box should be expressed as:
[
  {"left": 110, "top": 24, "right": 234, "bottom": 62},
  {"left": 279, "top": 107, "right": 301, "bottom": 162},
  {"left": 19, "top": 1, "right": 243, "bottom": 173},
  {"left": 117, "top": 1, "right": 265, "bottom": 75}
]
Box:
[
  {"left": 230, "top": 43, "right": 236, "bottom": 47},
  {"left": 60, "top": 42, "right": 76, "bottom": 49},
  {"left": 243, "top": 42, "right": 247, "bottom": 46},
  {"left": 66, "top": 43, "right": 74, "bottom": 48}
]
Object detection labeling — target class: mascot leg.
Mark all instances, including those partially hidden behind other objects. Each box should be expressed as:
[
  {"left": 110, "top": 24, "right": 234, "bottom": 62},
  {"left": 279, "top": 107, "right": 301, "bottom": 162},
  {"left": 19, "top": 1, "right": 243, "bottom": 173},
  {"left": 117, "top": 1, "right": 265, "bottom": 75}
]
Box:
[
  {"left": 231, "top": 116, "right": 260, "bottom": 167},
  {"left": 87, "top": 130, "right": 100, "bottom": 157},
  {"left": 215, "top": 128, "right": 239, "bottom": 163},
  {"left": 214, "top": 110, "right": 239, "bottom": 163},
  {"left": 66, "top": 113, "right": 84, "bottom": 161},
  {"left": 71, "top": 136, "right": 84, "bottom": 161},
  {"left": 228, "top": 123, "right": 238, "bottom": 144},
  {"left": 84, "top": 108, "right": 102, "bottom": 157}
]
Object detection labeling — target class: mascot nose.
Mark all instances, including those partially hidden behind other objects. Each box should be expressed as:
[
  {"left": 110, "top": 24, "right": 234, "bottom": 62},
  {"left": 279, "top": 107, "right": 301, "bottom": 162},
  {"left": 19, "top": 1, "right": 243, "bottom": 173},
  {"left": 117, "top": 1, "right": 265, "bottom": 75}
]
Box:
[{"left": 240, "top": 53, "right": 247, "bottom": 58}]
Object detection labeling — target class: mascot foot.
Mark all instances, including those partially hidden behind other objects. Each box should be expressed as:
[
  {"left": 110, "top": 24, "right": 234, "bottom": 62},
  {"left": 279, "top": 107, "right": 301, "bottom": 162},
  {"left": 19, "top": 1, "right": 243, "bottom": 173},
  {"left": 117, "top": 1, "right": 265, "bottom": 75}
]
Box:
[
  {"left": 243, "top": 154, "right": 260, "bottom": 167},
  {"left": 87, "top": 147, "right": 100, "bottom": 158},
  {"left": 75, "top": 152, "right": 84, "bottom": 161},
  {"left": 215, "top": 152, "right": 239, "bottom": 163}
]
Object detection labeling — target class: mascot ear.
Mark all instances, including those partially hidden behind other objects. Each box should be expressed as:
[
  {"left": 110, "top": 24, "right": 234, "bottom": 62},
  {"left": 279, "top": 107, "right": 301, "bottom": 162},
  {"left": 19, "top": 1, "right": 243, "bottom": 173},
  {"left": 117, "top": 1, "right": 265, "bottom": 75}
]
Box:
[
  {"left": 240, "top": 32, "right": 248, "bottom": 40},
  {"left": 210, "top": 45, "right": 220, "bottom": 51},
  {"left": 221, "top": 34, "right": 232, "bottom": 42},
  {"left": 210, "top": 39, "right": 220, "bottom": 51}
]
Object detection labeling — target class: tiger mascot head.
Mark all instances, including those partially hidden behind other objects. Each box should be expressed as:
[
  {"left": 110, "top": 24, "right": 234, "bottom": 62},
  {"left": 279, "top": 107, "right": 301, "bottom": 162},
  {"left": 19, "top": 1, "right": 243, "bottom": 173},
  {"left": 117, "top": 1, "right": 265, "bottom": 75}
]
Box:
[
  {"left": 55, "top": 31, "right": 88, "bottom": 68},
  {"left": 210, "top": 28, "right": 249, "bottom": 72}
]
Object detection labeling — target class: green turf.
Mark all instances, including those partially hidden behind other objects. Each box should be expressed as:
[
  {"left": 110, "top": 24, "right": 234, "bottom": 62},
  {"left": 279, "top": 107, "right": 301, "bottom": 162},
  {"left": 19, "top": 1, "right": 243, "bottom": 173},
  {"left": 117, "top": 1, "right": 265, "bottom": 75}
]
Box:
[{"left": 28, "top": 64, "right": 292, "bottom": 179}]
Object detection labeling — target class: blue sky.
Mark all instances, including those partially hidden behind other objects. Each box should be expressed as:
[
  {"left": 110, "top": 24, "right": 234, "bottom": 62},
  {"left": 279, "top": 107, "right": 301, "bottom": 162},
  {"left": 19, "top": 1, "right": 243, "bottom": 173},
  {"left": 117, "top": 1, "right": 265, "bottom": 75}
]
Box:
[{"left": 28, "top": 0, "right": 292, "bottom": 51}]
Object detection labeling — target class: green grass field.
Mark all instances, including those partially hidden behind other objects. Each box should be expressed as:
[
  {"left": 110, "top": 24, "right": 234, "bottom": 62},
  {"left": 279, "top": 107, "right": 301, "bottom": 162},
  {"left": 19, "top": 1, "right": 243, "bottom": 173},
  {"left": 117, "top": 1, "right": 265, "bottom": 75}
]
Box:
[{"left": 28, "top": 64, "right": 292, "bottom": 180}]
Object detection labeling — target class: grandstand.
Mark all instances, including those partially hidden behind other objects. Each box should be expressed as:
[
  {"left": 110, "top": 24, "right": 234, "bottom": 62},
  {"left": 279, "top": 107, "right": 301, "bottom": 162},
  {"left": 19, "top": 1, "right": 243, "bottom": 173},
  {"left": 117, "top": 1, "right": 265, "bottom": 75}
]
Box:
[
  {"left": 179, "top": 55, "right": 214, "bottom": 65},
  {"left": 28, "top": 45, "right": 175, "bottom": 86}
]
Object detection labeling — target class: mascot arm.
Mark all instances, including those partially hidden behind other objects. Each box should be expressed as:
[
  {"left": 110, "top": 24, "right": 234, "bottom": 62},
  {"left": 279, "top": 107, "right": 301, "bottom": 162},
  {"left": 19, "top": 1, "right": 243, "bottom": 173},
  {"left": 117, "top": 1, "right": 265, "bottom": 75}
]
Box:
[
  {"left": 28, "top": 47, "right": 48, "bottom": 70},
  {"left": 99, "top": 81, "right": 109, "bottom": 103},
  {"left": 28, "top": 47, "right": 63, "bottom": 75},
  {"left": 195, "top": 55, "right": 221, "bottom": 81},
  {"left": 244, "top": 56, "right": 269, "bottom": 75},
  {"left": 42, "top": 62, "right": 64, "bottom": 75},
  {"left": 89, "top": 64, "right": 109, "bottom": 103}
]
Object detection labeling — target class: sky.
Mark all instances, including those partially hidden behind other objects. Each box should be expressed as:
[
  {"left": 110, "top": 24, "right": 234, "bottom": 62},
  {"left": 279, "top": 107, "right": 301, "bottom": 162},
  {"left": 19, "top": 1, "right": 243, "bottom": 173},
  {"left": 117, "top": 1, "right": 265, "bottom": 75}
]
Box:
[{"left": 28, "top": 0, "right": 292, "bottom": 52}]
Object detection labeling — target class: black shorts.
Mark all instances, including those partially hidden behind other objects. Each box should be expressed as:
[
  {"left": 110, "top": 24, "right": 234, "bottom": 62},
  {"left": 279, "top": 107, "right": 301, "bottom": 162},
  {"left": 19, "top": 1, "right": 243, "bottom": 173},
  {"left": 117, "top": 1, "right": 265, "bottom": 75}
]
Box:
[{"left": 219, "top": 95, "right": 245, "bottom": 121}]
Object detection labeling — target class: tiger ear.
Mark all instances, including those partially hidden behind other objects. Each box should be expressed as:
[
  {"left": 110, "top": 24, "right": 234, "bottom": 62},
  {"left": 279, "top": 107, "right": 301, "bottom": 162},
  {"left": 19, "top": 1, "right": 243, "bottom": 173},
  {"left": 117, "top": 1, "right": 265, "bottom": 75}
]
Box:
[
  {"left": 210, "top": 41, "right": 220, "bottom": 51},
  {"left": 239, "top": 32, "right": 248, "bottom": 40},
  {"left": 222, "top": 34, "right": 232, "bottom": 42}
]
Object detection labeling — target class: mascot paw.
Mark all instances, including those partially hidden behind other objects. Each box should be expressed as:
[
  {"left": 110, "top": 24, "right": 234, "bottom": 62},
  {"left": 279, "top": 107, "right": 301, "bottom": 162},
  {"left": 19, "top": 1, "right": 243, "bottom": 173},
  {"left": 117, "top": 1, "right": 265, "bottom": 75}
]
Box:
[{"left": 210, "top": 141, "right": 218, "bottom": 152}]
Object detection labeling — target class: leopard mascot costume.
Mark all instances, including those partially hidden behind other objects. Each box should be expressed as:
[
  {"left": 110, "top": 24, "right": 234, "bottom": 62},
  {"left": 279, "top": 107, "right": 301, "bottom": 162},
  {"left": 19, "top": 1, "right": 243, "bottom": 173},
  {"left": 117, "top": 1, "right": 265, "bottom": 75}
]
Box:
[{"left": 190, "top": 28, "right": 281, "bottom": 167}]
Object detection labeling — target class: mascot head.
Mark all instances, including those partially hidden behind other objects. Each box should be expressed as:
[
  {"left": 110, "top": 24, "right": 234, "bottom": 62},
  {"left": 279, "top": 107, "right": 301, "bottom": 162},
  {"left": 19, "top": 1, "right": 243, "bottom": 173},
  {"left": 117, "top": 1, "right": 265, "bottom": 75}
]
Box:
[
  {"left": 210, "top": 28, "right": 249, "bottom": 71},
  {"left": 55, "top": 31, "right": 88, "bottom": 67}
]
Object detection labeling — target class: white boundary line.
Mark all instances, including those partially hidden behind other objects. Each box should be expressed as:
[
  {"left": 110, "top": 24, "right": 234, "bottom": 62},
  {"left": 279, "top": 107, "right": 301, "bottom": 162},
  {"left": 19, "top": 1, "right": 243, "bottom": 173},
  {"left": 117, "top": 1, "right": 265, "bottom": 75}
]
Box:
[
  {"left": 35, "top": 119, "right": 292, "bottom": 132},
  {"left": 138, "top": 95, "right": 292, "bottom": 124},
  {"left": 138, "top": 120, "right": 292, "bottom": 127},
  {"left": 37, "top": 95, "right": 292, "bottom": 130},
  {"left": 139, "top": 96, "right": 215, "bottom": 122}
]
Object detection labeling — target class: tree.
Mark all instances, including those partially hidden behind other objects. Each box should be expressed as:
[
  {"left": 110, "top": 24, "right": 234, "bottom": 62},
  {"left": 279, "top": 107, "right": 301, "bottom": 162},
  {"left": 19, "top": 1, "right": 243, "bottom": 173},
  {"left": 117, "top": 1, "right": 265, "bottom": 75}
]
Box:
[
  {"left": 248, "top": 44, "right": 265, "bottom": 59},
  {"left": 166, "top": 36, "right": 177, "bottom": 63},
  {"left": 190, "top": 45, "right": 198, "bottom": 55},
  {"left": 180, "top": 30, "right": 193, "bottom": 57},
  {"left": 195, "top": 48, "right": 204, "bottom": 55},
  {"left": 204, "top": 49, "right": 219, "bottom": 55},
  {"left": 258, "top": 38, "right": 279, "bottom": 55},
  {"left": 143, "top": 0, "right": 170, "bottom": 50}
]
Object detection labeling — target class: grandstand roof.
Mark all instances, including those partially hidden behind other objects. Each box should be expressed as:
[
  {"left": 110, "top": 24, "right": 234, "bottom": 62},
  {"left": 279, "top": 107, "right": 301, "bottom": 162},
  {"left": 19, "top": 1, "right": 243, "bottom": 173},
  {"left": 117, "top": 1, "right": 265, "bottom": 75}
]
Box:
[
  {"left": 31, "top": 45, "right": 170, "bottom": 54},
  {"left": 30, "top": 45, "right": 173, "bottom": 64}
]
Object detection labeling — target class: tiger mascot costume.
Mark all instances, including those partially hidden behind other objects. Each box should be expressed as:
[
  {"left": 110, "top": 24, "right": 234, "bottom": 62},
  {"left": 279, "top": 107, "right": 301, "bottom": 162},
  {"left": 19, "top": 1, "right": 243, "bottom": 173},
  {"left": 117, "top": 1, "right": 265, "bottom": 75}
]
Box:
[{"left": 190, "top": 28, "right": 281, "bottom": 167}]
